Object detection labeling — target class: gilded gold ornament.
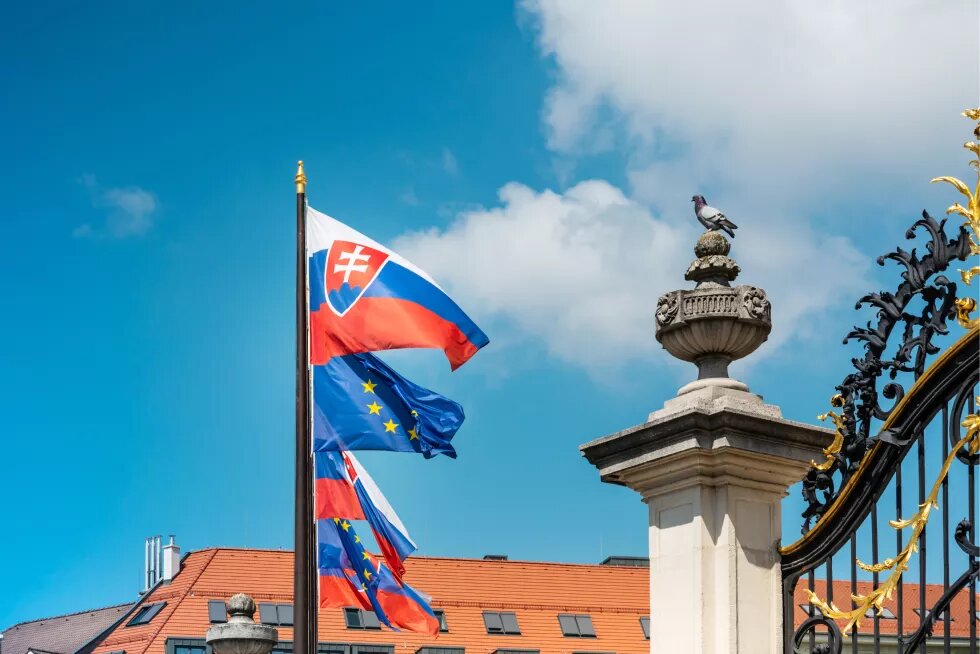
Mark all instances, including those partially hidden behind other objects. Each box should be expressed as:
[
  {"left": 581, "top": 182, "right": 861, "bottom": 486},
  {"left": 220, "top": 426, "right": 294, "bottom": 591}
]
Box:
[
  {"left": 805, "top": 398, "right": 980, "bottom": 635},
  {"left": 931, "top": 109, "right": 980, "bottom": 300},
  {"left": 811, "top": 394, "right": 846, "bottom": 471},
  {"left": 295, "top": 160, "right": 307, "bottom": 194}
]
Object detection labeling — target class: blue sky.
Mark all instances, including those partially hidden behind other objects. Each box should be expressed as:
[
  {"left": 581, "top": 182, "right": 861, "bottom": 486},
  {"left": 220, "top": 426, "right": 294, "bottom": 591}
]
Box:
[{"left": 1, "top": 0, "right": 978, "bottom": 629}]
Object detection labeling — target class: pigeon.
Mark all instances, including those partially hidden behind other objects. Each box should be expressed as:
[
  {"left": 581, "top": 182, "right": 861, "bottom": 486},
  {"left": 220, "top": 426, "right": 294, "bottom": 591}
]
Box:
[{"left": 692, "top": 195, "right": 738, "bottom": 238}]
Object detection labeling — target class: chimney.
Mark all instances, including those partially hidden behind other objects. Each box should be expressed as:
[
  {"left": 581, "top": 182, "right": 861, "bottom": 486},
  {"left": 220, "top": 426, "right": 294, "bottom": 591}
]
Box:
[
  {"left": 162, "top": 535, "right": 181, "bottom": 582},
  {"left": 144, "top": 535, "right": 162, "bottom": 592},
  {"left": 482, "top": 554, "right": 508, "bottom": 561}
]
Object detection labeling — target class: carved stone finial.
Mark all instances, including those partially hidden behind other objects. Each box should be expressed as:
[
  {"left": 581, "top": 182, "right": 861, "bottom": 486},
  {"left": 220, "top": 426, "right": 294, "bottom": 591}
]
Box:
[
  {"left": 685, "top": 231, "right": 740, "bottom": 286},
  {"left": 694, "top": 230, "right": 730, "bottom": 257},
  {"left": 206, "top": 594, "right": 278, "bottom": 654},
  {"left": 655, "top": 216, "right": 772, "bottom": 395},
  {"left": 226, "top": 593, "right": 256, "bottom": 623}
]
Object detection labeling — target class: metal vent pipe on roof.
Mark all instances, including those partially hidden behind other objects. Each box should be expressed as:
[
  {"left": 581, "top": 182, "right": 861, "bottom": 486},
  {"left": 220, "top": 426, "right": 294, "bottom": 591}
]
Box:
[{"left": 144, "top": 535, "right": 162, "bottom": 591}]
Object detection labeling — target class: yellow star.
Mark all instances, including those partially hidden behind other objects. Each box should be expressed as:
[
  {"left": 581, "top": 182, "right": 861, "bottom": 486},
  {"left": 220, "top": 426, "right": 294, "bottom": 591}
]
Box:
[
  {"left": 411, "top": 410, "right": 419, "bottom": 417},
  {"left": 408, "top": 428, "right": 418, "bottom": 441},
  {"left": 362, "top": 379, "right": 377, "bottom": 394},
  {"left": 366, "top": 401, "right": 382, "bottom": 415},
  {"left": 333, "top": 517, "right": 340, "bottom": 524},
  {"left": 341, "top": 520, "right": 351, "bottom": 531},
  {"left": 363, "top": 569, "right": 373, "bottom": 580},
  {"left": 383, "top": 419, "right": 399, "bottom": 433},
  {"left": 362, "top": 551, "right": 371, "bottom": 560},
  {"left": 354, "top": 535, "right": 361, "bottom": 544}
]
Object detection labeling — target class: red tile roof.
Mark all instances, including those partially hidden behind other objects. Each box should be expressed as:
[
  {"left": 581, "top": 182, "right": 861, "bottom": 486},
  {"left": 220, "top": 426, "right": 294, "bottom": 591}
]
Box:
[
  {"left": 86, "top": 548, "right": 980, "bottom": 654},
  {"left": 91, "top": 548, "right": 650, "bottom": 654},
  {"left": 793, "top": 579, "right": 979, "bottom": 640}
]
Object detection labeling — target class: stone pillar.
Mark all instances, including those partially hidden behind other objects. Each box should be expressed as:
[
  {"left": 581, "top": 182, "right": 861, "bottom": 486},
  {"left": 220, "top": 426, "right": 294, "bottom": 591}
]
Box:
[{"left": 580, "top": 226, "right": 831, "bottom": 654}]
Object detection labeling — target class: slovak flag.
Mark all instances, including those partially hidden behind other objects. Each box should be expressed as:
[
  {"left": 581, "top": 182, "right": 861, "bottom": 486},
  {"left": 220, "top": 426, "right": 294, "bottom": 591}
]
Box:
[
  {"left": 307, "top": 206, "right": 489, "bottom": 370},
  {"left": 314, "top": 450, "right": 417, "bottom": 577}
]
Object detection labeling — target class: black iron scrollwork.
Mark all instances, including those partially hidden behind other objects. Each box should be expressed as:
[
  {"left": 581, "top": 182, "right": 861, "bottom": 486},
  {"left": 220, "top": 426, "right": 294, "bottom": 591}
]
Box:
[
  {"left": 792, "top": 615, "right": 843, "bottom": 654},
  {"left": 801, "top": 212, "right": 972, "bottom": 531}
]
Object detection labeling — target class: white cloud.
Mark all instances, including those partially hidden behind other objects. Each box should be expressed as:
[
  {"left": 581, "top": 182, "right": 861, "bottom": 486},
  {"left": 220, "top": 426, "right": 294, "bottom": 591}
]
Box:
[
  {"left": 522, "top": 0, "right": 978, "bottom": 207},
  {"left": 395, "top": 179, "right": 868, "bottom": 372},
  {"left": 399, "top": 186, "right": 421, "bottom": 206},
  {"left": 441, "top": 148, "right": 459, "bottom": 176},
  {"left": 77, "top": 175, "right": 158, "bottom": 238},
  {"left": 394, "top": 0, "right": 964, "bottom": 374}
]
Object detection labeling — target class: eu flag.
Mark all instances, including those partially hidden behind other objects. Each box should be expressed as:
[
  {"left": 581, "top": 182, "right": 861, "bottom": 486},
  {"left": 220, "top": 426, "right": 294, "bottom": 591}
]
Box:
[
  {"left": 318, "top": 518, "right": 440, "bottom": 635},
  {"left": 312, "top": 352, "right": 464, "bottom": 458}
]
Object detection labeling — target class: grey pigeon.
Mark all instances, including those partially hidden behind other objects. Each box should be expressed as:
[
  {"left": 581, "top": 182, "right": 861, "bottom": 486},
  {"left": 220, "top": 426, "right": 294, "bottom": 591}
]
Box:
[{"left": 692, "top": 195, "right": 738, "bottom": 238}]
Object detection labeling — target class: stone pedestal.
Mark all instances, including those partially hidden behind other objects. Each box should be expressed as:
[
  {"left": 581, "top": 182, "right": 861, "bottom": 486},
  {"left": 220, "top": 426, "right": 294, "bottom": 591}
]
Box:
[{"left": 580, "top": 386, "right": 830, "bottom": 654}]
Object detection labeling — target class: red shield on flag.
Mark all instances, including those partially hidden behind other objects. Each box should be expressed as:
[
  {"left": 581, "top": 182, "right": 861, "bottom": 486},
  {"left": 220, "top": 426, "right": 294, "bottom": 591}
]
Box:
[{"left": 324, "top": 240, "right": 390, "bottom": 316}]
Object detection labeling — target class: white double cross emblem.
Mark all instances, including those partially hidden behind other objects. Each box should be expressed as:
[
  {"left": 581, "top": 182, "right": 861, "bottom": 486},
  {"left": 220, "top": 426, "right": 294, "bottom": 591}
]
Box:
[{"left": 334, "top": 245, "right": 372, "bottom": 284}]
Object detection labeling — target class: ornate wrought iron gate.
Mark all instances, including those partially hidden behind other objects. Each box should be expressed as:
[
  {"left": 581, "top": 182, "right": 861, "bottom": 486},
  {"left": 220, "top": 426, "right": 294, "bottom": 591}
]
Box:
[{"left": 780, "top": 111, "right": 980, "bottom": 654}]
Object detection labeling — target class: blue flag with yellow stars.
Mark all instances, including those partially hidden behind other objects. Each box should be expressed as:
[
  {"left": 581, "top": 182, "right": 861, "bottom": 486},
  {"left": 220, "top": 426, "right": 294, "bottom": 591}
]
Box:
[{"left": 312, "top": 352, "right": 465, "bottom": 458}]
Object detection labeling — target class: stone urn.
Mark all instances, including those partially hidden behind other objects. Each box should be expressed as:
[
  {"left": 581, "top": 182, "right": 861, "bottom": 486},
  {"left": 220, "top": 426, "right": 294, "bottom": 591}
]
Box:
[
  {"left": 206, "top": 594, "right": 278, "bottom": 654},
  {"left": 655, "top": 230, "right": 771, "bottom": 395}
]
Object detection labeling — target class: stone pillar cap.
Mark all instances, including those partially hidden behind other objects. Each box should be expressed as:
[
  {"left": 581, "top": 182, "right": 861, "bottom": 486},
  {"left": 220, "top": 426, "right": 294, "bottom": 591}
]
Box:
[{"left": 580, "top": 386, "right": 832, "bottom": 497}]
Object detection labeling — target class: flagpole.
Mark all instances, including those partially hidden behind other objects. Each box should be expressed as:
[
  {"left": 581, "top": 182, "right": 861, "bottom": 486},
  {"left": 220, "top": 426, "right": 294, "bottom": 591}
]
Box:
[{"left": 294, "top": 160, "right": 317, "bottom": 654}]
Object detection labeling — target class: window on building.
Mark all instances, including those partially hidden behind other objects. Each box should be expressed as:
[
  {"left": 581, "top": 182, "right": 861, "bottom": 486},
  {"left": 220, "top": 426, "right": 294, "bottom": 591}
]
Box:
[
  {"left": 167, "top": 639, "right": 207, "bottom": 654},
  {"left": 415, "top": 648, "right": 464, "bottom": 654},
  {"left": 345, "top": 607, "right": 382, "bottom": 630},
  {"left": 208, "top": 600, "right": 227, "bottom": 623},
  {"left": 258, "top": 603, "right": 294, "bottom": 626},
  {"left": 483, "top": 611, "right": 521, "bottom": 635},
  {"left": 127, "top": 602, "right": 166, "bottom": 627},
  {"left": 318, "top": 645, "right": 349, "bottom": 654},
  {"left": 433, "top": 609, "right": 449, "bottom": 632},
  {"left": 914, "top": 608, "right": 952, "bottom": 622},
  {"left": 350, "top": 646, "right": 393, "bottom": 654},
  {"left": 639, "top": 617, "right": 650, "bottom": 640},
  {"left": 173, "top": 646, "right": 205, "bottom": 654},
  {"left": 864, "top": 606, "right": 896, "bottom": 619},
  {"left": 558, "top": 614, "right": 596, "bottom": 637}
]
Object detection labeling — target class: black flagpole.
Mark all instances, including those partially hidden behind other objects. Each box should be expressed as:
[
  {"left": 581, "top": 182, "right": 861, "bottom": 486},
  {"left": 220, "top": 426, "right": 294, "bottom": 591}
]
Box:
[{"left": 294, "top": 161, "right": 317, "bottom": 654}]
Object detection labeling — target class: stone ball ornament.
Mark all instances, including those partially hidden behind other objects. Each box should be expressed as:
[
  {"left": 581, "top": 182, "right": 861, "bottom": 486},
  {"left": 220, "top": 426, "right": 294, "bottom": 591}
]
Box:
[{"left": 656, "top": 212, "right": 771, "bottom": 395}]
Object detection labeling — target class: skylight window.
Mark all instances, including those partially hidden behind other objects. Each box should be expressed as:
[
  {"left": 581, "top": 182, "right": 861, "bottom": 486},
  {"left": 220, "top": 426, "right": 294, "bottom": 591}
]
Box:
[
  {"left": 640, "top": 617, "right": 650, "bottom": 639},
  {"left": 258, "top": 603, "right": 294, "bottom": 626},
  {"left": 433, "top": 609, "right": 449, "bottom": 632},
  {"left": 914, "top": 608, "right": 952, "bottom": 622},
  {"left": 208, "top": 600, "right": 227, "bottom": 624},
  {"left": 126, "top": 602, "right": 166, "bottom": 627},
  {"left": 345, "top": 607, "right": 382, "bottom": 630},
  {"left": 483, "top": 611, "right": 521, "bottom": 635},
  {"left": 864, "top": 606, "right": 896, "bottom": 619},
  {"left": 558, "top": 614, "right": 596, "bottom": 637}
]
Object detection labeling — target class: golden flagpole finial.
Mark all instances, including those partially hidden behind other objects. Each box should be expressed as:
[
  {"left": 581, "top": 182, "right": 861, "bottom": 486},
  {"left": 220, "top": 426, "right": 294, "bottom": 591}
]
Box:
[{"left": 295, "top": 160, "right": 307, "bottom": 195}]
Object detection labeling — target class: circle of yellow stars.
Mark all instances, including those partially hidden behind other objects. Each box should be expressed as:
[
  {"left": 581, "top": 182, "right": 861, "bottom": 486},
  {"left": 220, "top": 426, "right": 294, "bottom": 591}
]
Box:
[
  {"left": 333, "top": 517, "right": 375, "bottom": 583},
  {"left": 361, "top": 378, "right": 418, "bottom": 441}
]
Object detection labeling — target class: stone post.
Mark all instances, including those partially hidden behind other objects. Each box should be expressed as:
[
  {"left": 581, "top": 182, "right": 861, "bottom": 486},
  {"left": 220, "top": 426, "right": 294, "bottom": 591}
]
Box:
[{"left": 580, "top": 229, "right": 831, "bottom": 654}]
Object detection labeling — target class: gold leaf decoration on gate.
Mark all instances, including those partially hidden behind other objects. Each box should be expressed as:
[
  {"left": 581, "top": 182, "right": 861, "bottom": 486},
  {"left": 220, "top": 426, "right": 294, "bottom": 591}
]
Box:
[
  {"left": 811, "top": 394, "right": 846, "bottom": 471},
  {"left": 931, "top": 108, "right": 980, "bottom": 329},
  {"left": 805, "top": 398, "right": 980, "bottom": 634}
]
